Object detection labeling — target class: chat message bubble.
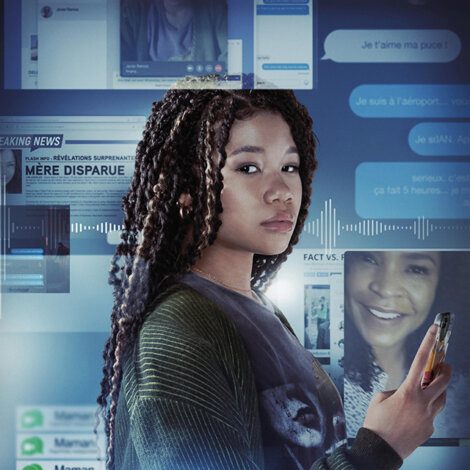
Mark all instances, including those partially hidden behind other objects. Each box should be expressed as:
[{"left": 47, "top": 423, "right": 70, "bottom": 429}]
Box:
[
  {"left": 262, "top": 63, "right": 309, "bottom": 70},
  {"left": 350, "top": 85, "right": 470, "bottom": 118},
  {"left": 409, "top": 123, "right": 470, "bottom": 156},
  {"left": 356, "top": 162, "right": 470, "bottom": 219},
  {"left": 257, "top": 5, "right": 309, "bottom": 15},
  {"left": 322, "top": 29, "right": 461, "bottom": 63},
  {"left": 264, "top": 0, "right": 309, "bottom": 3}
]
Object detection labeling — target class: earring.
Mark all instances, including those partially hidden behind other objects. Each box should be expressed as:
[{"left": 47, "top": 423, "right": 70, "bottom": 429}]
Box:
[
  {"left": 177, "top": 193, "right": 193, "bottom": 219},
  {"left": 178, "top": 202, "right": 192, "bottom": 219}
]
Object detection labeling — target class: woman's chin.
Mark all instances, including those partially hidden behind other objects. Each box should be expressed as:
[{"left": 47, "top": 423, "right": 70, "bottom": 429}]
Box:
[
  {"left": 255, "top": 243, "right": 291, "bottom": 257},
  {"left": 366, "top": 333, "right": 405, "bottom": 351}
]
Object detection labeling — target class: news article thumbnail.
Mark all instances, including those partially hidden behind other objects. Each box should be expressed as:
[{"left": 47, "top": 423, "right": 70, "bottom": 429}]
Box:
[{"left": 0, "top": 116, "right": 144, "bottom": 254}]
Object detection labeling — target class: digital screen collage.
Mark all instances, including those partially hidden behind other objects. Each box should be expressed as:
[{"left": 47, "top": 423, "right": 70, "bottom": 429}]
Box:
[{"left": 1, "top": 0, "right": 470, "bottom": 469}]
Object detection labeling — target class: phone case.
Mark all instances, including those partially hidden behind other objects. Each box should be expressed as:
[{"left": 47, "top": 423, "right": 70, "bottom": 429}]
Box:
[{"left": 421, "top": 312, "right": 454, "bottom": 389}]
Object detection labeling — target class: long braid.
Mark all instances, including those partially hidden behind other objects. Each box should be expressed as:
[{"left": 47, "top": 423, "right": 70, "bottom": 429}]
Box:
[
  {"left": 98, "top": 89, "right": 318, "bottom": 469},
  {"left": 102, "top": 100, "right": 214, "bottom": 466},
  {"left": 195, "top": 95, "right": 231, "bottom": 252}
]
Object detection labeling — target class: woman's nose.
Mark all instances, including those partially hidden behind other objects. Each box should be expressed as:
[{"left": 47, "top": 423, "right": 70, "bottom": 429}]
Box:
[
  {"left": 263, "top": 173, "right": 294, "bottom": 204},
  {"left": 369, "top": 268, "right": 406, "bottom": 298}
]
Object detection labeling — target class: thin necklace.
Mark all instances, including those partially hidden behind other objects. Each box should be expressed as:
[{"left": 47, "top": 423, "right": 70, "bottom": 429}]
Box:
[{"left": 191, "top": 267, "right": 255, "bottom": 296}]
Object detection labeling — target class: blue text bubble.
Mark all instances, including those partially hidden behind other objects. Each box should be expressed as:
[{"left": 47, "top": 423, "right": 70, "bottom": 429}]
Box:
[
  {"left": 409, "top": 123, "right": 470, "bottom": 156},
  {"left": 350, "top": 85, "right": 470, "bottom": 118},
  {"left": 262, "top": 63, "right": 309, "bottom": 70},
  {"left": 257, "top": 5, "right": 309, "bottom": 15},
  {"left": 356, "top": 162, "right": 470, "bottom": 219},
  {"left": 264, "top": 0, "right": 308, "bottom": 3},
  {"left": 322, "top": 29, "right": 461, "bottom": 63}
]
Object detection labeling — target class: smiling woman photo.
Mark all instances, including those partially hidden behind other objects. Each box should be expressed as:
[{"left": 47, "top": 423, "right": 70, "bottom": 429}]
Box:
[
  {"left": 344, "top": 250, "right": 469, "bottom": 438},
  {"left": 98, "top": 89, "right": 451, "bottom": 469}
]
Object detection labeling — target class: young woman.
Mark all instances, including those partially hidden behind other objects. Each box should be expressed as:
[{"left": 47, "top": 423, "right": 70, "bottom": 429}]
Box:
[{"left": 98, "top": 89, "right": 451, "bottom": 469}]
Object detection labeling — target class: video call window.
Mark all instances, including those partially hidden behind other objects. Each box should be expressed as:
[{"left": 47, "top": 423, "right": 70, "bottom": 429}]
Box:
[
  {"left": 4, "top": 0, "right": 235, "bottom": 89},
  {"left": 120, "top": 0, "right": 228, "bottom": 78},
  {"left": 343, "top": 250, "right": 470, "bottom": 440},
  {"left": 4, "top": 0, "right": 314, "bottom": 89}
]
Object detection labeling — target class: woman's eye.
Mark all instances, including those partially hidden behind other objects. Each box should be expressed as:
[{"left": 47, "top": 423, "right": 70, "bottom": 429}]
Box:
[
  {"left": 237, "top": 164, "right": 259, "bottom": 174},
  {"left": 360, "top": 253, "right": 378, "bottom": 265},
  {"left": 407, "top": 265, "right": 429, "bottom": 275},
  {"left": 283, "top": 164, "right": 300, "bottom": 173}
]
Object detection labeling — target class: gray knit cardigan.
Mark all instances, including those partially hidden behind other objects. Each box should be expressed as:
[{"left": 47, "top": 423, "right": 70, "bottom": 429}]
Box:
[{"left": 114, "top": 284, "right": 402, "bottom": 470}]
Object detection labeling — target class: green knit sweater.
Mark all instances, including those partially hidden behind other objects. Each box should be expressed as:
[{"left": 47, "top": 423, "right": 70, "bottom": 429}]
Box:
[{"left": 114, "top": 283, "right": 402, "bottom": 469}]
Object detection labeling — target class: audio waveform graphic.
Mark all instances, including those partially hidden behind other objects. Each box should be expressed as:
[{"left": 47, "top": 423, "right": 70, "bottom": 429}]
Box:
[
  {"left": 70, "top": 222, "right": 124, "bottom": 233},
  {"left": 303, "top": 199, "right": 470, "bottom": 250},
  {"left": 3, "top": 200, "right": 469, "bottom": 250}
]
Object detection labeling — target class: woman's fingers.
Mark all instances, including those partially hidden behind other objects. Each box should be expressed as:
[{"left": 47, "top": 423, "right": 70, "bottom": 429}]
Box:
[
  {"left": 405, "top": 324, "right": 438, "bottom": 387},
  {"left": 423, "top": 363, "right": 452, "bottom": 401},
  {"left": 362, "top": 329, "right": 452, "bottom": 462}
]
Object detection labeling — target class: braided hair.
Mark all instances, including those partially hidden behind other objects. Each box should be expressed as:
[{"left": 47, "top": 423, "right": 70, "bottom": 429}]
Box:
[{"left": 97, "top": 89, "right": 318, "bottom": 468}]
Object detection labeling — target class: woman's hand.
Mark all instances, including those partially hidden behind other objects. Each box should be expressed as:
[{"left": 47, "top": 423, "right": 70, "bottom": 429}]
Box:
[{"left": 362, "top": 324, "right": 452, "bottom": 460}]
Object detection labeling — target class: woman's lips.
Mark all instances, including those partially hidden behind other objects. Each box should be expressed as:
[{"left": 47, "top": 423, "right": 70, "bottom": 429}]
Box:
[{"left": 260, "top": 221, "right": 293, "bottom": 232}]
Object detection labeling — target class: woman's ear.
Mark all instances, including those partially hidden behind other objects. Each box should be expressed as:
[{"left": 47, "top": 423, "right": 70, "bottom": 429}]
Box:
[{"left": 178, "top": 192, "right": 193, "bottom": 208}]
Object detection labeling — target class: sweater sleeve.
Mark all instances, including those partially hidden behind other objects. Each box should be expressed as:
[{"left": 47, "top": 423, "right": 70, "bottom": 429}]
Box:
[
  {"left": 309, "top": 427, "right": 403, "bottom": 470},
  {"left": 124, "top": 290, "right": 264, "bottom": 469},
  {"left": 130, "top": 396, "right": 262, "bottom": 469}
]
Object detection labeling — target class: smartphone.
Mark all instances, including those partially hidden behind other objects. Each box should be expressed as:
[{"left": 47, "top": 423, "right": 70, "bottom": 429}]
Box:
[{"left": 421, "top": 312, "right": 454, "bottom": 389}]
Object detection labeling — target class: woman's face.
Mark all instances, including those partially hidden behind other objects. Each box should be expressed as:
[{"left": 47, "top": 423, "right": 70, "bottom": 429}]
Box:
[
  {"left": 345, "top": 251, "right": 441, "bottom": 350},
  {"left": 213, "top": 111, "right": 303, "bottom": 257},
  {"left": 0, "top": 149, "right": 16, "bottom": 185}
]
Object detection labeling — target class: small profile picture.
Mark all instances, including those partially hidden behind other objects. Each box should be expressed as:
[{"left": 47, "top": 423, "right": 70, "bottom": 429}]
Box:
[
  {"left": 0, "top": 149, "right": 22, "bottom": 194},
  {"left": 41, "top": 6, "right": 54, "bottom": 18},
  {"left": 304, "top": 285, "right": 331, "bottom": 352}
]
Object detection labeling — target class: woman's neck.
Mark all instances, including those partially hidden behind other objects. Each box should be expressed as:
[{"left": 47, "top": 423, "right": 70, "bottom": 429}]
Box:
[
  {"left": 372, "top": 342, "right": 407, "bottom": 389},
  {"left": 192, "top": 244, "right": 256, "bottom": 300},
  {"left": 163, "top": 0, "right": 192, "bottom": 26}
]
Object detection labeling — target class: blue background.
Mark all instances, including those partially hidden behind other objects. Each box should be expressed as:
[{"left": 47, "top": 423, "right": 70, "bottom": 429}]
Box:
[{"left": 1, "top": 0, "right": 470, "bottom": 468}]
